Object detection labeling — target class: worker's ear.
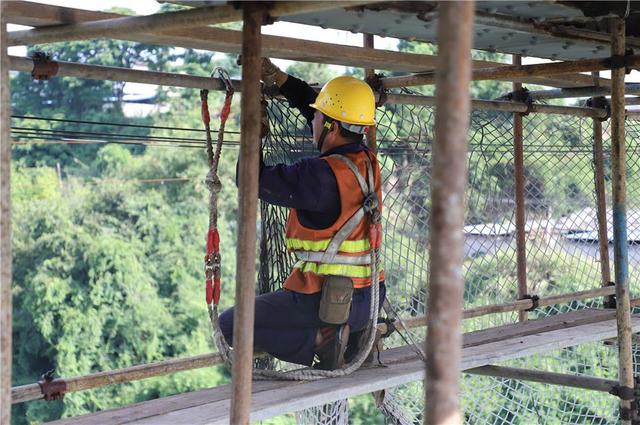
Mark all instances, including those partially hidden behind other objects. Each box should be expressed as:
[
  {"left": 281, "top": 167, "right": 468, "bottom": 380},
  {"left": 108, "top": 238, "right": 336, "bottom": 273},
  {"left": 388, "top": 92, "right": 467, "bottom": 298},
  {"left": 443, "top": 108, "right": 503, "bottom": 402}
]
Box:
[{"left": 331, "top": 121, "right": 339, "bottom": 134}]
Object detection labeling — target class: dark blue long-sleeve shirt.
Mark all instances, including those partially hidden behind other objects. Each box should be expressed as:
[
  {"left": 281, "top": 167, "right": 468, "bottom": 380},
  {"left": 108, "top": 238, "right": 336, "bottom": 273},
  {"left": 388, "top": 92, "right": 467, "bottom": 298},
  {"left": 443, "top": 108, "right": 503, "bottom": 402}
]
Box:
[{"left": 242, "top": 75, "right": 370, "bottom": 230}]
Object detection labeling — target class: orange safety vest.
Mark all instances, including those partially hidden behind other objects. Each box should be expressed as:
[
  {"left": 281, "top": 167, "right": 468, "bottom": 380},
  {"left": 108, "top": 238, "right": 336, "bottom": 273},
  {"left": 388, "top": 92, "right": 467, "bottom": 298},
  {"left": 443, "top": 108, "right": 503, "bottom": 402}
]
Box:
[{"left": 283, "top": 149, "right": 384, "bottom": 294}]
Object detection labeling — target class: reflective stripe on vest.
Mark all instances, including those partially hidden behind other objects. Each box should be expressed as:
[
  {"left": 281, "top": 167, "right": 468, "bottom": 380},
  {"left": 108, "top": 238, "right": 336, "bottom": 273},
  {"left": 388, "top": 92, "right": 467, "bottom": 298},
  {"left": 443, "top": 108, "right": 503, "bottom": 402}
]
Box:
[
  {"left": 286, "top": 237, "right": 371, "bottom": 253},
  {"left": 293, "top": 260, "right": 372, "bottom": 279},
  {"left": 293, "top": 251, "right": 371, "bottom": 265}
]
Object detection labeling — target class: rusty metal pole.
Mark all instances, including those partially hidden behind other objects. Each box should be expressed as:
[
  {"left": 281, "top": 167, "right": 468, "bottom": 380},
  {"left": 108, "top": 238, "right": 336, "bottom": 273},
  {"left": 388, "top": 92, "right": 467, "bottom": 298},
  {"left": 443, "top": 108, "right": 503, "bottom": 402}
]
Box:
[
  {"left": 363, "top": 33, "right": 375, "bottom": 80},
  {"left": 425, "top": 2, "right": 475, "bottom": 424},
  {"left": 591, "top": 72, "right": 612, "bottom": 295},
  {"left": 0, "top": 4, "right": 12, "bottom": 424},
  {"left": 230, "top": 3, "right": 264, "bottom": 424},
  {"left": 512, "top": 54, "right": 528, "bottom": 323},
  {"left": 609, "top": 17, "right": 634, "bottom": 425},
  {"left": 363, "top": 33, "right": 378, "bottom": 153}
]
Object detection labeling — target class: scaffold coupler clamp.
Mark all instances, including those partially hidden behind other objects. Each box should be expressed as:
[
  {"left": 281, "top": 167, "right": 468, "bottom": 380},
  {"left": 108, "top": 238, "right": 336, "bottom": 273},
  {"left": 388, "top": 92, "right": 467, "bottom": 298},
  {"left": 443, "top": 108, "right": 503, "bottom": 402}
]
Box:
[
  {"left": 585, "top": 96, "right": 611, "bottom": 122},
  {"left": 31, "top": 51, "right": 59, "bottom": 81},
  {"left": 606, "top": 48, "right": 635, "bottom": 75},
  {"left": 613, "top": 376, "right": 640, "bottom": 422},
  {"left": 603, "top": 281, "right": 617, "bottom": 309},
  {"left": 498, "top": 87, "right": 534, "bottom": 116},
  {"left": 520, "top": 293, "right": 540, "bottom": 312},
  {"left": 364, "top": 73, "right": 388, "bottom": 107},
  {"left": 38, "top": 369, "right": 67, "bottom": 401}
]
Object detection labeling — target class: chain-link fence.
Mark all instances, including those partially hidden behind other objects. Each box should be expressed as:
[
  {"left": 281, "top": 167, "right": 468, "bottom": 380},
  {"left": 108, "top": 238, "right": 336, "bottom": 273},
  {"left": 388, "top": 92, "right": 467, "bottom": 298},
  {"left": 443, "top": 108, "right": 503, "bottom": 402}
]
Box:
[{"left": 260, "top": 93, "right": 640, "bottom": 424}]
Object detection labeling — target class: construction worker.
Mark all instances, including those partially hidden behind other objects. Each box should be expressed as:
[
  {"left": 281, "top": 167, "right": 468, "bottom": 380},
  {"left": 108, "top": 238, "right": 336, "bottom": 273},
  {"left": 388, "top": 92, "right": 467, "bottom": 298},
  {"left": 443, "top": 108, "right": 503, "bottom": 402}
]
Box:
[{"left": 219, "top": 59, "right": 386, "bottom": 370}]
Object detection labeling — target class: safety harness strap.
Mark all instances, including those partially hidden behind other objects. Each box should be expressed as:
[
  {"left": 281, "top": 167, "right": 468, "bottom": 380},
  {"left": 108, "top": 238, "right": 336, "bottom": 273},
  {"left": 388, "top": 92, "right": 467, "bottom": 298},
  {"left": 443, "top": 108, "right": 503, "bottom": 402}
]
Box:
[
  {"left": 333, "top": 154, "right": 370, "bottom": 195},
  {"left": 320, "top": 153, "right": 377, "bottom": 264}
]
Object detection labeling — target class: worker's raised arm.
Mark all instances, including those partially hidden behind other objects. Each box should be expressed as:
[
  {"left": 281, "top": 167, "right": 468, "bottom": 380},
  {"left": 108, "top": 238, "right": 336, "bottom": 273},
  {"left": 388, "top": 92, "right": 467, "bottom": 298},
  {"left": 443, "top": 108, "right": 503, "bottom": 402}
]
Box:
[{"left": 261, "top": 58, "right": 317, "bottom": 132}]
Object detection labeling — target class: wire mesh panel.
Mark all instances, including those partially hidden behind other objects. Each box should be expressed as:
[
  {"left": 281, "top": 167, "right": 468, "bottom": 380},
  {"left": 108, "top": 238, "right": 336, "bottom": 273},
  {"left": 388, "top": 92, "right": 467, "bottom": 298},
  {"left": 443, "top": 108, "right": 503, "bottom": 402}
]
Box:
[{"left": 261, "top": 94, "right": 636, "bottom": 424}]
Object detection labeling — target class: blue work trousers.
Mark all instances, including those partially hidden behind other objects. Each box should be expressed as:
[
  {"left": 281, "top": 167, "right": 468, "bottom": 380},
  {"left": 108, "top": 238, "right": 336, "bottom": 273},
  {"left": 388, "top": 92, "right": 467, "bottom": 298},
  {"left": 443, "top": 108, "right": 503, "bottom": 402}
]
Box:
[{"left": 219, "top": 282, "right": 386, "bottom": 366}]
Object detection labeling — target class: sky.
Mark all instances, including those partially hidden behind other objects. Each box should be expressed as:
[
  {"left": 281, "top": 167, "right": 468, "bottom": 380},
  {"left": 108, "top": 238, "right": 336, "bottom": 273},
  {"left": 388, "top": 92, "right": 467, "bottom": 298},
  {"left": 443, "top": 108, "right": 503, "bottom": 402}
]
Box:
[{"left": 8, "top": 0, "right": 640, "bottom": 100}]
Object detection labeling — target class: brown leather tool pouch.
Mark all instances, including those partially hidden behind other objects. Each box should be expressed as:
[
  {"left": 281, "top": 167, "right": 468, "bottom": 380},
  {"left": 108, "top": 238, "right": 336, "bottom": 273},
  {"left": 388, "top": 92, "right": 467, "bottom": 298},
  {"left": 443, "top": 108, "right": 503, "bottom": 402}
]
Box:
[{"left": 319, "top": 276, "right": 354, "bottom": 325}]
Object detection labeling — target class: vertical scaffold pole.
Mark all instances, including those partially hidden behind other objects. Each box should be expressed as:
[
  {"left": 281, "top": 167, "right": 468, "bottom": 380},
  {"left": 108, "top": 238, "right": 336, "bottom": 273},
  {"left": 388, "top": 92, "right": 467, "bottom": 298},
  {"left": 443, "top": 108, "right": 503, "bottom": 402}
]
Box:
[
  {"left": 591, "top": 73, "right": 612, "bottom": 293},
  {"left": 512, "top": 54, "right": 528, "bottom": 323},
  {"left": 363, "top": 33, "right": 375, "bottom": 80},
  {"left": 231, "top": 3, "right": 263, "bottom": 424},
  {"left": 425, "top": 2, "right": 475, "bottom": 424},
  {"left": 363, "top": 33, "right": 377, "bottom": 153},
  {"left": 0, "top": 3, "right": 12, "bottom": 424},
  {"left": 610, "top": 17, "right": 634, "bottom": 425}
]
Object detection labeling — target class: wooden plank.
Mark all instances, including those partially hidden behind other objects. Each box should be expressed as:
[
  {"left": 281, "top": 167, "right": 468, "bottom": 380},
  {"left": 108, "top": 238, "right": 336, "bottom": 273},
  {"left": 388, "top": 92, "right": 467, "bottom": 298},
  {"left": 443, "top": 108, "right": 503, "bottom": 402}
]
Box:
[
  {"left": 463, "top": 308, "right": 615, "bottom": 348},
  {"left": 462, "top": 316, "right": 640, "bottom": 370},
  {"left": 51, "top": 312, "right": 639, "bottom": 425},
  {"left": 4, "top": 1, "right": 609, "bottom": 88},
  {"left": 131, "top": 315, "right": 640, "bottom": 425},
  {"left": 48, "top": 380, "right": 293, "bottom": 425}
]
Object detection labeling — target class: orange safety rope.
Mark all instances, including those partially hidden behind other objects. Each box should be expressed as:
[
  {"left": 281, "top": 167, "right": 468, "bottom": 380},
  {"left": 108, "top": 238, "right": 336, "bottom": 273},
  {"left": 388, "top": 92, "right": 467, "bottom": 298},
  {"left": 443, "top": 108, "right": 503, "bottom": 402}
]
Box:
[{"left": 202, "top": 69, "right": 234, "bottom": 305}]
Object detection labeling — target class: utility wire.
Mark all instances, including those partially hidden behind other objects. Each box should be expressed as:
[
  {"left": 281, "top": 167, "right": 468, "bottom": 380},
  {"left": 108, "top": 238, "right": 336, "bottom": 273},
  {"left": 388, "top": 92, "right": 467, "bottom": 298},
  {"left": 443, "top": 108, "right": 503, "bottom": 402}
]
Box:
[{"left": 12, "top": 114, "right": 241, "bottom": 135}]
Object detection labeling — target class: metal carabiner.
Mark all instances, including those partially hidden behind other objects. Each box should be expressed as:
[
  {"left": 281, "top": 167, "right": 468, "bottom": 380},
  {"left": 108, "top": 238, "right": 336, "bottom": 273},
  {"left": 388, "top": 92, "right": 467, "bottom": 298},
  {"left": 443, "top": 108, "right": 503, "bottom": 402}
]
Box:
[{"left": 213, "top": 67, "right": 235, "bottom": 94}]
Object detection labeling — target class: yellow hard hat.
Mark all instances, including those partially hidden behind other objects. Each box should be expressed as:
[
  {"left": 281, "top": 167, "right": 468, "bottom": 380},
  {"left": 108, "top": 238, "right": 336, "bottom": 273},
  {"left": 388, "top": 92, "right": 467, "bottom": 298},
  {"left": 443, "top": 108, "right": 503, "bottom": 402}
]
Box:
[{"left": 310, "top": 76, "right": 376, "bottom": 126}]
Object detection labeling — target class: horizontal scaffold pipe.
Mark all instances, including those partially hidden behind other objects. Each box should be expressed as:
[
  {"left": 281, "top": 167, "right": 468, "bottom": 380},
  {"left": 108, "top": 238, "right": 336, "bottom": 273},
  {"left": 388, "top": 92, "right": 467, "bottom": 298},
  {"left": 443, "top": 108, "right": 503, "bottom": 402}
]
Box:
[
  {"left": 386, "top": 93, "right": 609, "bottom": 119},
  {"left": 10, "top": 56, "right": 612, "bottom": 119},
  {"left": 9, "top": 56, "right": 242, "bottom": 91},
  {"left": 11, "top": 352, "right": 227, "bottom": 404},
  {"left": 527, "top": 84, "right": 640, "bottom": 100},
  {"left": 627, "top": 111, "right": 640, "bottom": 120},
  {"left": 11, "top": 285, "right": 630, "bottom": 404},
  {"left": 403, "top": 285, "right": 617, "bottom": 328},
  {"left": 466, "top": 365, "right": 619, "bottom": 393},
  {"left": 382, "top": 54, "right": 640, "bottom": 89},
  {"left": 7, "top": 1, "right": 375, "bottom": 46}
]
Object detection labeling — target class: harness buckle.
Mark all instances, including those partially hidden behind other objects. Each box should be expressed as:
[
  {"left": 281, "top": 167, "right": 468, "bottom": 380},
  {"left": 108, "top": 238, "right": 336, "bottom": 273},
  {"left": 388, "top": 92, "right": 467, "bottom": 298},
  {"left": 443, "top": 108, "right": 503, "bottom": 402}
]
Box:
[{"left": 363, "top": 193, "right": 379, "bottom": 215}]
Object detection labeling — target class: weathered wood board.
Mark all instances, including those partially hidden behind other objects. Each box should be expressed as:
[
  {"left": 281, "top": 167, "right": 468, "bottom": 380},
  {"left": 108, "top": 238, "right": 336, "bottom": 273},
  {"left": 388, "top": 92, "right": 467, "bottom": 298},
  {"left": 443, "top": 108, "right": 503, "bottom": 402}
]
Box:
[{"left": 50, "top": 310, "right": 638, "bottom": 425}]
